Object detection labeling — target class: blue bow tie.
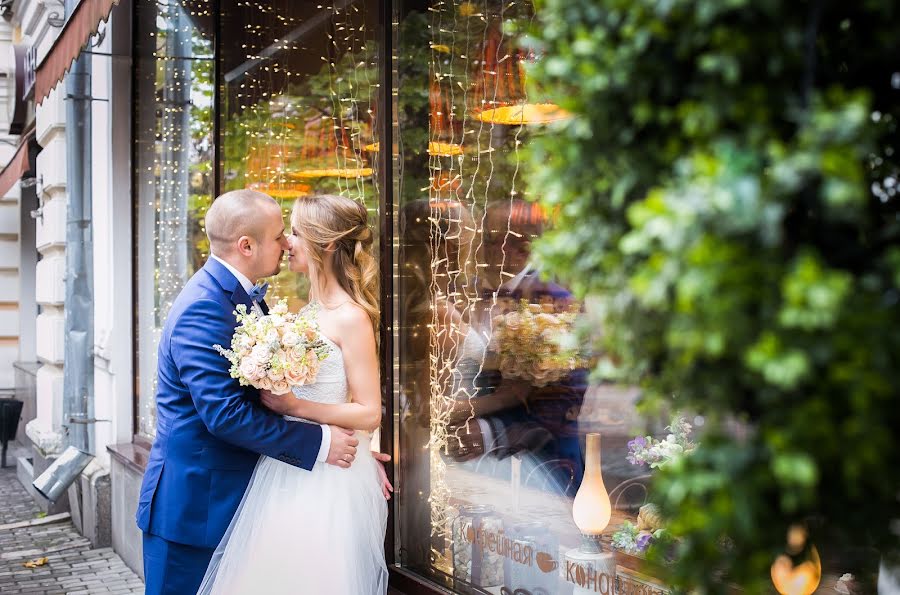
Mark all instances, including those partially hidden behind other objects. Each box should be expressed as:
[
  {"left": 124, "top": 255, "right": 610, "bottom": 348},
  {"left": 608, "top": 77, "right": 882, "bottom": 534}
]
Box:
[{"left": 247, "top": 281, "right": 269, "bottom": 302}]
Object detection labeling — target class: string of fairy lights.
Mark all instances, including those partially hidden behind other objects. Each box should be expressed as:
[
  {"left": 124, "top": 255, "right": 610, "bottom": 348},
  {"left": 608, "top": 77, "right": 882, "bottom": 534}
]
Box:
[{"left": 426, "top": 0, "right": 545, "bottom": 551}]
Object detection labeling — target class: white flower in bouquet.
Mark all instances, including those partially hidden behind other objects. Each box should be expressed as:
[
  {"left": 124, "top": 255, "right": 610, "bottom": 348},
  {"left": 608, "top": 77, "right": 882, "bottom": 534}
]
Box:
[{"left": 214, "top": 299, "right": 331, "bottom": 394}]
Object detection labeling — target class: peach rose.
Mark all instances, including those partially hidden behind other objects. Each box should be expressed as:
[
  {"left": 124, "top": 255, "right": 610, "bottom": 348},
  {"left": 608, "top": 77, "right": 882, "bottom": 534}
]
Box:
[
  {"left": 288, "top": 346, "right": 307, "bottom": 363},
  {"left": 284, "top": 364, "right": 309, "bottom": 386},
  {"left": 270, "top": 379, "right": 290, "bottom": 395},
  {"left": 306, "top": 355, "right": 321, "bottom": 378},
  {"left": 257, "top": 376, "right": 273, "bottom": 391}
]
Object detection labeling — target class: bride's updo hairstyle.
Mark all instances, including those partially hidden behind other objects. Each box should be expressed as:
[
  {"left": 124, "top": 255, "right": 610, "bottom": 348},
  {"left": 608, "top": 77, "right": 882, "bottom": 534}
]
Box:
[{"left": 291, "top": 194, "right": 380, "bottom": 335}]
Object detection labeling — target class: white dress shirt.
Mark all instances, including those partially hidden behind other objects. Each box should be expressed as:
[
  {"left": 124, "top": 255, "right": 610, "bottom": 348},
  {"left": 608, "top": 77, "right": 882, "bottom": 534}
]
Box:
[{"left": 209, "top": 254, "right": 331, "bottom": 463}]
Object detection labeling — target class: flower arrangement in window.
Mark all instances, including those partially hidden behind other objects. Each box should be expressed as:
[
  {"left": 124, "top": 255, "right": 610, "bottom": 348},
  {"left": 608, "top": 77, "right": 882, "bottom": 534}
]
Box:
[{"left": 612, "top": 416, "right": 697, "bottom": 555}]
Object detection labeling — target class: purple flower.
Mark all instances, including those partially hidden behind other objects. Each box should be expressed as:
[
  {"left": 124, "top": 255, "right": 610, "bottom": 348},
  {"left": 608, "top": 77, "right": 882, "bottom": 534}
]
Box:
[
  {"left": 626, "top": 436, "right": 648, "bottom": 466},
  {"left": 635, "top": 533, "right": 653, "bottom": 552}
]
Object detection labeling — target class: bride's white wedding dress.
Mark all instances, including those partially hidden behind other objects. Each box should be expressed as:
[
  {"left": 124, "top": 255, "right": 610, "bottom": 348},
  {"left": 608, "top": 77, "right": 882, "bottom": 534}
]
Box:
[{"left": 197, "top": 331, "right": 388, "bottom": 595}]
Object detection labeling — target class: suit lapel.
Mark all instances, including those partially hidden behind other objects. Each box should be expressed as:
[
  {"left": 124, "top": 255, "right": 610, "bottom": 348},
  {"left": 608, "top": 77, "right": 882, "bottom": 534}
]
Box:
[{"left": 202, "top": 258, "right": 256, "bottom": 315}]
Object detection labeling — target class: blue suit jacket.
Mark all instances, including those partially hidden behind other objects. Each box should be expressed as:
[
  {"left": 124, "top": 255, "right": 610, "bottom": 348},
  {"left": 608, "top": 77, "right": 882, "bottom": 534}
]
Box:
[{"left": 136, "top": 258, "right": 323, "bottom": 548}]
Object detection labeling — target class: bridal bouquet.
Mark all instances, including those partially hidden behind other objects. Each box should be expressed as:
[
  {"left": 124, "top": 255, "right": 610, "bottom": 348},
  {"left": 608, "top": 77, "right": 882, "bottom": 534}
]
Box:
[
  {"left": 214, "top": 299, "right": 331, "bottom": 395},
  {"left": 489, "top": 300, "right": 583, "bottom": 387}
]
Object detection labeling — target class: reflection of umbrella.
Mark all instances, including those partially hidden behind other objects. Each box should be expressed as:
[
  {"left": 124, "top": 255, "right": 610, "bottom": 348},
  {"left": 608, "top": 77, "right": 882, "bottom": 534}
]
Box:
[
  {"left": 246, "top": 181, "right": 310, "bottom": 199},
  {"left": 243, "top": 115, "right": 311, "bottom": 195},
  {"left": 471, "top": 25, "right": 569, "bottom": 125},
  {"left": 293, "top": 115, "right": 373, "bottom": 178},
  {"left": 363, "top": 80, "right": 463, "bottom": 156}
]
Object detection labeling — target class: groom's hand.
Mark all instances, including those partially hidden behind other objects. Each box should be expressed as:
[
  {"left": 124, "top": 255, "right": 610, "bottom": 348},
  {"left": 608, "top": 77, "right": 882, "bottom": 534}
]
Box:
[{"left": 326, "top": 426, "right": 359, "bottom": 468}]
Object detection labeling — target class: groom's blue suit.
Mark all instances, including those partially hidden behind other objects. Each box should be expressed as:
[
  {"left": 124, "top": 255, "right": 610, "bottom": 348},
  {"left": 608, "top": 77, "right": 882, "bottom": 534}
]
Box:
[{"left": 137, "top": 258, "right": 323, "bottom": 595}]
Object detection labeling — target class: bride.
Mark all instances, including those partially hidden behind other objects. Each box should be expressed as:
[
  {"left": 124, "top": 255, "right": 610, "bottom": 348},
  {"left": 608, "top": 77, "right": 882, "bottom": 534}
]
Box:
[{"left": 197, "top": 194, "right": 389, "bottom": 595}]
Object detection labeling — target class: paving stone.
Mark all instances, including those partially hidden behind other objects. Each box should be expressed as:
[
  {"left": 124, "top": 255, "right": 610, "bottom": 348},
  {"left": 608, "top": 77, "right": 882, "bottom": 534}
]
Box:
[{"left": 1, "top": 443, "right": 144, "bottom": 594}]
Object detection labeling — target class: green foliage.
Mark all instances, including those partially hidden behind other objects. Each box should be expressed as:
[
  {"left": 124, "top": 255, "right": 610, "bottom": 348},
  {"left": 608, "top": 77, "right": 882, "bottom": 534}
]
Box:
[{"left": 526, "top": 0, "right": 900, "bottom": 590}]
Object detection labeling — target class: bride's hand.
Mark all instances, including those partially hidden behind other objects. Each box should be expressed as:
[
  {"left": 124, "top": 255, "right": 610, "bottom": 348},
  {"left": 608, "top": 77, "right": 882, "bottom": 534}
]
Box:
[
  {"left": 371, "top": 451, "right": 394, "bottom": 500},
  {"left": 260, "top": 389, "right": 299, "bottom": 417}
]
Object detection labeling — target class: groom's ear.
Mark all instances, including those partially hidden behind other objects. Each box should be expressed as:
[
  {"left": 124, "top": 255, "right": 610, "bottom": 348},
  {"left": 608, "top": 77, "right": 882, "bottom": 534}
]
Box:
[{"left": 237, "top": 235, "right": 254, "bottom": 256}]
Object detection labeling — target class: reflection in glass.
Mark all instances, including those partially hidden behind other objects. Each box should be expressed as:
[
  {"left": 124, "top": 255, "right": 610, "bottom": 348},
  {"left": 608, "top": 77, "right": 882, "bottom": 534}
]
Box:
[
  {"left": 134, "top": 0, "right": 214, "bottom": 437},
  {"left": 219, "top": 0, "right": 380, "bottom": 312},
  {"left": 394, "top": 1, "right": 656, "bottom": 593}
]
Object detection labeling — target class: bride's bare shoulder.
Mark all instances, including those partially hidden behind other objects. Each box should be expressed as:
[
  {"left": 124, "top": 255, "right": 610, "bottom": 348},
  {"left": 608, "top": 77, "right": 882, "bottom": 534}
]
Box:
[{"left": 332, "top": 300, "right": 369, "bottom": 328}]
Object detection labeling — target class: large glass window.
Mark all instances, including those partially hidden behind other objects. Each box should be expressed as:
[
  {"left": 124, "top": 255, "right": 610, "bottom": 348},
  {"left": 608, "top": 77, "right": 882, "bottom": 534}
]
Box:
[
  {"left": 218, "top": 0, "right": 381, "bottom": 312},
  {"left": 394, "top": 1, "right": 669, "bottom": 593},
  {"left": 134, "top": 0, "right": 214, "bottom": 438}
]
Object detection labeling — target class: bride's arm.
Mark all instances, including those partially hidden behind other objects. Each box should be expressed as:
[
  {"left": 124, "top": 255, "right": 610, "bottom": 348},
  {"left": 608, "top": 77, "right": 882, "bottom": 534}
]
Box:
[{"left": 265, "top": 305, "right": 381, "bottom": 432}]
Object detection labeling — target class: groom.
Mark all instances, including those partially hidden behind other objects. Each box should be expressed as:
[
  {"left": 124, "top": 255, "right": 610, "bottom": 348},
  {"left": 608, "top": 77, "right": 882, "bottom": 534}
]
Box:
[{"left": 137, "top": 190, "right": 386, "bottom": 595}]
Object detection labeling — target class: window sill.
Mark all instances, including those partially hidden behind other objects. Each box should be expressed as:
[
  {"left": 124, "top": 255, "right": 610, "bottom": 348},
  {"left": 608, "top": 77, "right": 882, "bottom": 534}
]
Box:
[{"left": 107, "top": 441, "right": 150, "bottom": 475}]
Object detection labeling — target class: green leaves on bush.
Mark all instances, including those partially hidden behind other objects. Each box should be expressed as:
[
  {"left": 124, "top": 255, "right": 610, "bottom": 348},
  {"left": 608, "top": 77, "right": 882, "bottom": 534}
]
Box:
[{"left": 527, "top": 0, "right": 900, "bottom": 590}]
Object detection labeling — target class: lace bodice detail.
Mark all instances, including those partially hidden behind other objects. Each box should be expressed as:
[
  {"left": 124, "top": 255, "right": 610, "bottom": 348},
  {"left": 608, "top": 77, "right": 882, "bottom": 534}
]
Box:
[{"left": 284, "top": 305, "right": 347, "bottom": 422}]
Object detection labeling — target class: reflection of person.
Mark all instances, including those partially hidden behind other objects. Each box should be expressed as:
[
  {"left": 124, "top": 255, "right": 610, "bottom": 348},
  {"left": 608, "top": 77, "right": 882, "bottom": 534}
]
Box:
[
  {"left": 198, "top": 194, "right": 390, "bottom": 594},
  {"left": 397, "top": 198, "right": 479, "bottom": 568},
  {"left": 137, "top": 190, "right": 362, "bottom": 595},
  {"left": 447, "top": 199, "right": 588, "bottom": 496}
]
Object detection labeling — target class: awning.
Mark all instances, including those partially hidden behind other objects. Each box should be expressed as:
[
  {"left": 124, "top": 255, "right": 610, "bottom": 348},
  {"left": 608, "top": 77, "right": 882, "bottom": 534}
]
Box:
[
  {"left": 0, "top": 131, "right": 37, "bottom": 197},
  {"left": 35, "top": 0, "right": 120, "bottom": 105}
]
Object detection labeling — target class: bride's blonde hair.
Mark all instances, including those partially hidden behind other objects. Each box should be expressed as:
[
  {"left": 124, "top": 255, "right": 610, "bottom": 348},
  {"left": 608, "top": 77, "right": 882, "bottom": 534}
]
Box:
[{"left": 291, "top": 194, "right": 380, "bottom": 336}]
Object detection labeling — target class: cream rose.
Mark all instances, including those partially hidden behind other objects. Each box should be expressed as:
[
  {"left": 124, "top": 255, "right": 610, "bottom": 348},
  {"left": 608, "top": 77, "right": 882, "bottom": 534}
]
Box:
[
  {"left": 257, "top": 376, "right": 273, "bottom": 391},
  {"left": 267, "top": 367, "right": 285, "bottom": 382},
  {"left": 250, "top": 343, "right": 271, "bottom": 363},
  {"left": 239, "top": 334, "right": 255, "bottom": 350},
  {"left": 239, "top": 356, "right": 262, "bottom": 380},
  {"left": 281, "top": 330, "right": 300, "bottom": 348}
]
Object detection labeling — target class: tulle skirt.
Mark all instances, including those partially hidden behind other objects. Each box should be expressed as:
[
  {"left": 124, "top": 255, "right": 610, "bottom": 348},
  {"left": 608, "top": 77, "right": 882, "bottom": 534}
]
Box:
[{"left": 197, "top": 433, "right": 388, "bottom": 595}]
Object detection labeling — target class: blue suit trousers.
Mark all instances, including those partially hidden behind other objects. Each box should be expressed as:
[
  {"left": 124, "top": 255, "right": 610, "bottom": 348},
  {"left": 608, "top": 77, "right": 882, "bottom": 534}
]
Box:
[{"left": 142, "top": 532, "right": 214, "bottom": 595}]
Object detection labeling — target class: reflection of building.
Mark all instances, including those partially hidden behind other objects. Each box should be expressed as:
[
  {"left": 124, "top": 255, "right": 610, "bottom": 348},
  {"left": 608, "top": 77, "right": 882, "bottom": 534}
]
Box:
[{"left": 0, "top": 1, "right": 662, "bottom": 594}]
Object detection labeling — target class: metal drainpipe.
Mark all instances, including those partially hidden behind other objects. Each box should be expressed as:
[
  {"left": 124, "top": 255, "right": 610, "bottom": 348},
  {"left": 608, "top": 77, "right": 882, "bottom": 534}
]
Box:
[{"left": 61, "top": 23, "right": 94, "bottom": 454}]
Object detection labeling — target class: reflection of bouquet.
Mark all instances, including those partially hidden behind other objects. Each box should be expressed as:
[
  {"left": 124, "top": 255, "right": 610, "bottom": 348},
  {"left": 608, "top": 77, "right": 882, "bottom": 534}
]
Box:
[
  {"left": 490, "top": 300, "right": 582, "bottom": 387},
  {"left": 214, "top": 300, "right": 331, "bottom": 395}
]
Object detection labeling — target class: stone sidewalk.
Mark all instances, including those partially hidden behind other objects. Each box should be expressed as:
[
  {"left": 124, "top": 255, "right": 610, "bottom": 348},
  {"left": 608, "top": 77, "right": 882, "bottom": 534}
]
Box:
[{"left": 0, "top": 443, "right": 144, "bottom": 594}]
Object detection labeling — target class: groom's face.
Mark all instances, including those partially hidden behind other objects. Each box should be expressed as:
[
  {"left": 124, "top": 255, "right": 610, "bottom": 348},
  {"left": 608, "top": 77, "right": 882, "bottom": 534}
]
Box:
[{"left": 251, "top": 206, "right": 290, "bottom": 279}]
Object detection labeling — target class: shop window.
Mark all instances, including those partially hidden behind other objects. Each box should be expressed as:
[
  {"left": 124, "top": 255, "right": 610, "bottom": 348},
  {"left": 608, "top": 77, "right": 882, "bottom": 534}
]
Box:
[
  {"left": 218, "top": 0, "right": 381, "bottom": 312},
  {"left": 394, "top": 1, "right": 675, "bottom": 592},
  {"left": 133, "top": 0, "right": 214, "bottom": 438}
]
